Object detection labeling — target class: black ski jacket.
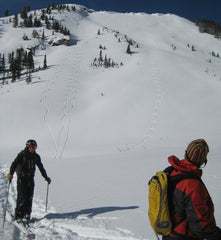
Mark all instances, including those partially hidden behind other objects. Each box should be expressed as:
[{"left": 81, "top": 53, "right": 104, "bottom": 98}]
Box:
[{"left": 10, "top": 148, "right": 48, "bottom": 180}]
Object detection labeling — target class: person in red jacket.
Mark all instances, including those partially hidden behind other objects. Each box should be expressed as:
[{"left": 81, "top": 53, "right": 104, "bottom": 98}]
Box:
[{"left": 163, "top": 139, "right": 221, "bottom": 240}]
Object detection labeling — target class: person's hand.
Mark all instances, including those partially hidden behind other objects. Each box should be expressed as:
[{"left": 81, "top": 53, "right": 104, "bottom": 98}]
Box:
[
  {"left": 7, "top": 173, "right": 13, "bottom": 182},
  {"left": 46, "top": 177, "right": 51, "bottom": 184}
]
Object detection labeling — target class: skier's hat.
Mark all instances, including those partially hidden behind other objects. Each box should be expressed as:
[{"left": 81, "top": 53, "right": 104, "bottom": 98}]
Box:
[{"left": 185, "top": 139, "right": 209, "bottom": 167}]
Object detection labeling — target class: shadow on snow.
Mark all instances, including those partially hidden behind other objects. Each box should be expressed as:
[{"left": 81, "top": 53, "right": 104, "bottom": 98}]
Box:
[{"left": 41, "top": 206, "right": 139, "bottom": 220}]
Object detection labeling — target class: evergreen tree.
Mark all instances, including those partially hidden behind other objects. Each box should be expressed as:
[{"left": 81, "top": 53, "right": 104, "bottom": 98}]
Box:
[
  {"left": 23, "top": 51, "right": 28, "bottom": 67},
  {"left": 99, "top": 50, "right": 103, "bottom": 62},
  {"left": 27, "top": 50, "right": 34, "bottom": 70},
  {"left": 13, "top": 13, "right": 18, "bottom": 28},
  {"left": 127, "top": 44, "right": 131, "bottom": 54},
  {"left": 46, "top": 4, "right": 51, "bottom": 14},
  {"left": 63, "top": 27, "right": 70, "bottom": 35},
  {"left": 34, "top": 17, "right": 41, "bottom": 27},
  {"left": 20, "top": 6, "right": 30, "bottom": 19},
  {"left": 43, "top": 54, "right": 47, "bottom": 69},
  {"left": 27, "top": 14, "right": 33, "bottom": 27},
  {"left": 0, "top": 54, "right": 5, "bottom": 73},
  {"left": 195, "top": 19, "right": 221, "bottom": 38},
  {"left": 2, "top": 54, "right": 5, "bottom": 73},
  {"left": 46, "top": 20, "right": 51, "bottom": 29},
  {"left": 10, "top": 58, "right": 20, "bottom": 82},
  {"left": 12, "top": 48, "right": 25, "bottom": 80},
  {"left": 52, "top": 21, "right": 60, "bottom": 31},
  {"left": 32, "top": 29, "right": 39, "bottom": 38},
  {"left": 41, "top": 9, "right": 46, "bottom": 20},
  {"left": 10, "top": 60, "right": 16, "bottom": 82},
  {"left": 192, "top": 45, "right": 196, "bottom": 51},
  {"left": 8, "top": 51, "right": 14, "bottom": 65},
  {"left": 23, "top": 14, "right": 33, "bottom": 27},
  {"left": 4, "top": 9, "right": 9, "bottom": 17},
  {"left": 22, "top": 33, "right": 29, "bottom": 40},
  {"left": 104, "top": 55, "right": 108, "bottom": 68}
]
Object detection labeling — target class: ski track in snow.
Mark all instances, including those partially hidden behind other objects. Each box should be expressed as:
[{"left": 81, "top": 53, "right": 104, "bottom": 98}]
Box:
[
  {"left": 40, "top": 79, "right": 60, "bottom": 157},
  {"left": 0, "top": 164, "right": 147, "bottom": 240},
  {"left": 40, "top": 40, "right": 84, "bottom": 160},
  {"left": 119, "top": 49, "right": 163, "bottom": 152},
  {"left": 56, "top": 41, "right": 84, "bottom": 160}
]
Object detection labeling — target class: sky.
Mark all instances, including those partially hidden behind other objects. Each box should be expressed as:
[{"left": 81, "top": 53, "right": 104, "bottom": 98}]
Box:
[{"left": 0, "top": 0, "right": 221, "bottom": 24}]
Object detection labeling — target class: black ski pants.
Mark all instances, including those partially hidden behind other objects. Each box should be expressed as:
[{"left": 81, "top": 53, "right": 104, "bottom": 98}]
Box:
[{"left": 15, "top": 176, "right": 34, "bottom": 219}]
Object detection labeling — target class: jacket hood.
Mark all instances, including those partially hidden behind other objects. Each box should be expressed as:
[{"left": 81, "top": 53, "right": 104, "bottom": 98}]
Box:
[{"left": 168, "top": 155, "right": 202, "bottom": 178}]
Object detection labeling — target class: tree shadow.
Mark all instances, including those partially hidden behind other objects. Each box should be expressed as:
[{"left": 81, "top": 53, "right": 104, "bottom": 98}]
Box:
[
  {"left": 70, "top": 34, "right": 79, "bottom": 46},
  {"left": 38, "top": 206, "right": 139, "bottom": 221}
]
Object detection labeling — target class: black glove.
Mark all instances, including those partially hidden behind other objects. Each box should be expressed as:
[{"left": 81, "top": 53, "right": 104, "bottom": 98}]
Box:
[{"left": 46, "top": 177, "right": 51, "bottom": 184}]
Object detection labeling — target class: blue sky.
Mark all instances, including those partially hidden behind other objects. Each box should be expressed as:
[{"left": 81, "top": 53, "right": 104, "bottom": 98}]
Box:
[{"left": 0, "top": 0, "right": 221, "bottom": 24}]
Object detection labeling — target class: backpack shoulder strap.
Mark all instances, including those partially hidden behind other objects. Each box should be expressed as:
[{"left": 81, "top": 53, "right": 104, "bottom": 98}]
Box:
[
  {"left": 164, "top": 166, "right": 174, "bottom": 174},
  {"left": 164, "top": 166, "right": 200, "bottom": 185},
  {"left": 163, "top": 166, "right": 201, "bottom": 194},
  {"left": 170, "top": 172, "right": 200, "bottom": 186}
]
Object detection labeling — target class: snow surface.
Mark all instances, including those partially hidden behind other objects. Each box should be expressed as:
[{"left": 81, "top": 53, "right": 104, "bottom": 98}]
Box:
[{"left": 1, "top": 4, "right": 221, "bottom": 240}]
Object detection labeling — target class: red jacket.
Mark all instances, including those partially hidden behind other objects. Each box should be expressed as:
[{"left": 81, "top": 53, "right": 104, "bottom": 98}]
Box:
[{"left": 164, "top": 155, "right": 221, "bottom": 240}]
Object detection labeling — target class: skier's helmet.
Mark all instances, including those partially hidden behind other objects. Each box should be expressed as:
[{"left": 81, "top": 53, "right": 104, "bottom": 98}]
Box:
[{"left": 26, "top": 139, "right": 37, "bottom": 148}]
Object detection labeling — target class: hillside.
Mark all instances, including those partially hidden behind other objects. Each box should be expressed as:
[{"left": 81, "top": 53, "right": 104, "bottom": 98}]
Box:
[{"left": 1, "top": 4, "right": 221, "bottom": 240}]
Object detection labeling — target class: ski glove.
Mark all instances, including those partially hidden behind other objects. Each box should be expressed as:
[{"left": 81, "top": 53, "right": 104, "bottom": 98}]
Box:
[
  {"left": 46, "top": 177, "right": 51, "bottom": 184},
  {"left": 7, "top": 173, "right": 13, "bottom": 182}
]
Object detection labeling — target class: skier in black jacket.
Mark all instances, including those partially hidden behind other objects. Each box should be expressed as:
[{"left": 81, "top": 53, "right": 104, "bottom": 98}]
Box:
[{"left": 7, "top": 139, "right": 51, "bottom": 221}]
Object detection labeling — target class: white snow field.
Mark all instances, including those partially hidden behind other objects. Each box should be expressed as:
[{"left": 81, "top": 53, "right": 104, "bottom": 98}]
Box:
[{"left": 1, "top": 4, "right": 221, "bottom": 240}]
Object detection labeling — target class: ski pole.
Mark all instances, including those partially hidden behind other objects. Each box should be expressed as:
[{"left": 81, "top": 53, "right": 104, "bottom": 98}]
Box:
[
  {"left": 3, "top": 181, "right": 11, "bottom": 228},
  {"left": 45, "top": 182, "right": 49, "bottom": 213}
]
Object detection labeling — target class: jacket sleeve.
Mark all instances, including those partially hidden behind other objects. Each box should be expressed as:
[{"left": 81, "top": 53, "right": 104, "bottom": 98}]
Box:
[
  {"left": 9, "top": 151, "right": 23, "bottom": 175},
  {"left": 184, "top": 179, "right": 221, "bottom": 240},
  {"left": 35, "top": 154, "right": 48, "bottom": 180}
]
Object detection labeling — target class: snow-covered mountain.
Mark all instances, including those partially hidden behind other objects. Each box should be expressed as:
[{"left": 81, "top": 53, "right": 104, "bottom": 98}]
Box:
[{"left": 1, "top": 4, "right": 221, "bottom": 240}]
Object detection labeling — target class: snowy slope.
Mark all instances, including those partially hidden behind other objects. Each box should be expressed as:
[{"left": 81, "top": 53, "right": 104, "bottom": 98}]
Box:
[{"left": 1, "top": 4, "right": 221, "bottom": 240}]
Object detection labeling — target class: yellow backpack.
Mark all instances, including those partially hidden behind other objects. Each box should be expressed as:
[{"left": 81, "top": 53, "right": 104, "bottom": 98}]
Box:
[
  {"left": 148, "top": 167, "right": 198, "bottom": 238},
  {"left": 148, "top": 171, "right": 172, "bottom": 236}
]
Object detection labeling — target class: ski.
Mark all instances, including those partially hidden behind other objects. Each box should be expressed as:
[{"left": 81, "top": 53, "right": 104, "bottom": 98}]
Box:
[
  {"left": 13, "top": 219, "right": 36, "bottom": 239},
  {"left": 27, "top": 233, "right": 36, "bottom": 239}
]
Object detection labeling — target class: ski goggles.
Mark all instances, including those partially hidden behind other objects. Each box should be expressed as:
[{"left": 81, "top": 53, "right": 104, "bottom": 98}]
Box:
[{"left": 29, "top": 145, "right": 37, "bottom": 150}]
